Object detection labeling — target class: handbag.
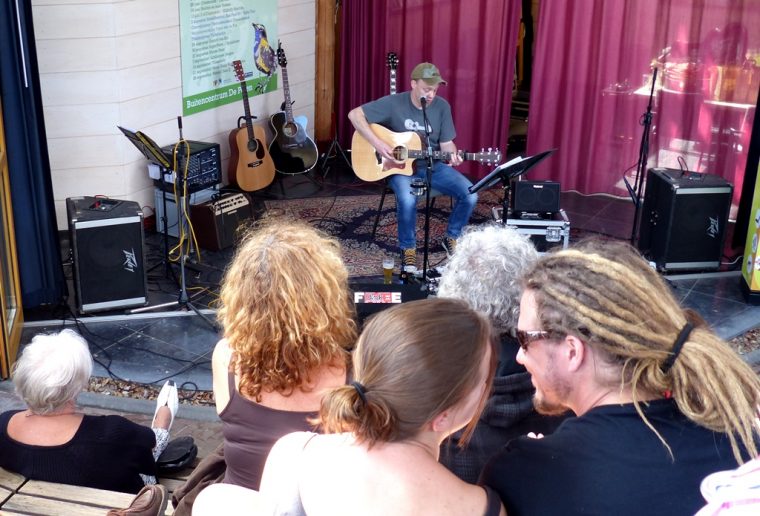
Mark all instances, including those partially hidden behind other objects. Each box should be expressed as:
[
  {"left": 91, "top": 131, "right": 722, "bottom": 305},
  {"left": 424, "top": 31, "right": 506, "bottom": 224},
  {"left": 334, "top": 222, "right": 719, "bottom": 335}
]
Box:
[{"left": 156, "top": 436, "right": 198, "bottom": 474}]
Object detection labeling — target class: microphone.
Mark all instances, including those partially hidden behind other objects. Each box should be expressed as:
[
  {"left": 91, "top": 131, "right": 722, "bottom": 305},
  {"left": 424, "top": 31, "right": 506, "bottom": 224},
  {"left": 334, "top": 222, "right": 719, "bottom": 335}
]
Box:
[{"left": 420, "top": 96, "right": 427, "bottom": 106}]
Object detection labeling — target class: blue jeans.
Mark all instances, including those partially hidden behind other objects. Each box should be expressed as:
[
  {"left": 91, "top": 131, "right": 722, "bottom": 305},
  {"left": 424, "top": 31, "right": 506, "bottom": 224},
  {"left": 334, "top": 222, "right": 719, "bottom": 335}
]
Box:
[{"left": 388, "top": 161, "right": 478, "bottom": 250}]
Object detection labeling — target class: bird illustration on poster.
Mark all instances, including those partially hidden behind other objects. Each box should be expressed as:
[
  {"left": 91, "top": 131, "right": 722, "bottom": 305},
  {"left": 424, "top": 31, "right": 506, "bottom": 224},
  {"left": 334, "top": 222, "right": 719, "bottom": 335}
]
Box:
[{"left": 252, "top": 22, "right": 276, "bottom": 94}]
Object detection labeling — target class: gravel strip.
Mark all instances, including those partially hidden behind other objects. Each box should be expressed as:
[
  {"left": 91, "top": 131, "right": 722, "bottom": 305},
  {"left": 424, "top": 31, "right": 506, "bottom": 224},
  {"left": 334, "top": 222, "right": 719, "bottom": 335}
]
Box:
[{"left": 84, "top": 328, "right": 760, "bottom": 406}]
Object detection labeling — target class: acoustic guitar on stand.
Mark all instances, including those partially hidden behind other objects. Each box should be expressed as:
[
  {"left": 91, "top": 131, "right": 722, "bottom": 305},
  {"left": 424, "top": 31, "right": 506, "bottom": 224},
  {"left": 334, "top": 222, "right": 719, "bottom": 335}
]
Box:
[
  {"left": 351, "top": 125, "right": 502, "bottom": 182},
  {"left": 268, "top": 42, "right": 319, "bottom": 175},
  {"left": 228, "top": 60, "right": 275, "bottom": 191}
]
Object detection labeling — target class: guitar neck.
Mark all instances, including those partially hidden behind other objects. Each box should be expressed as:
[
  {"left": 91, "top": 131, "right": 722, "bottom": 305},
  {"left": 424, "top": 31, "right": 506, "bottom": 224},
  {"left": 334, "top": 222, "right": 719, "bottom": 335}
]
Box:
[
  {"left": 281, "top": 66, "right": 294, "bottom": 123},
  {"left": 390, "top": 69, "right": 397, "bottom": 95},
  {"left": 240, "top": 81, "right": 255, "bottom": 140},
  {"left": 406, "top": 149, "right": 477, "bottom": 161}
]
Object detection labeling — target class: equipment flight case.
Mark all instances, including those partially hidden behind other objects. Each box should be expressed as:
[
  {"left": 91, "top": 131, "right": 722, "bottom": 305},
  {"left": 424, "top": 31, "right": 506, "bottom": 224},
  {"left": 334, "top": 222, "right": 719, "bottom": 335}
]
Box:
[{"left": 493, "top": 207, "right": 571, "bottom": 253}]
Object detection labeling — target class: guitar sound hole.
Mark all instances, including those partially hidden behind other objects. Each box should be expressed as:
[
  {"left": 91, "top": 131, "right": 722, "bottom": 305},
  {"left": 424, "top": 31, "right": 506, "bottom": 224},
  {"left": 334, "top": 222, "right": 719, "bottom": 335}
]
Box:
[
  {"left": 283, "top": 122, "right": 297, "bottom": 138},
  {"left": 247, "top": 139, "right": 259, "bottom": 153},
  {"left": 392, "top": 146, "right": 408, "bottom": 161}
]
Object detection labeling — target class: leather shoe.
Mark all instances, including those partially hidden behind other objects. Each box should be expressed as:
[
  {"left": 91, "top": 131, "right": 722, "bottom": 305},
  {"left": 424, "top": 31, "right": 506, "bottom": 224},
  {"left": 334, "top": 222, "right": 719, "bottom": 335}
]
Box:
[{"left": 107, "top": 484, "right": 167, "bottom": 516}]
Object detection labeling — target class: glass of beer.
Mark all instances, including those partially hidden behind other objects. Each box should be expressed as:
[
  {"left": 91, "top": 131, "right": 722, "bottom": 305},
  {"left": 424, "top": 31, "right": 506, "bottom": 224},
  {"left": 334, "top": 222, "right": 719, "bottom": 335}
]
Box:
[{"left": 382, "top": 257, "right": 394, "bottom": 284}]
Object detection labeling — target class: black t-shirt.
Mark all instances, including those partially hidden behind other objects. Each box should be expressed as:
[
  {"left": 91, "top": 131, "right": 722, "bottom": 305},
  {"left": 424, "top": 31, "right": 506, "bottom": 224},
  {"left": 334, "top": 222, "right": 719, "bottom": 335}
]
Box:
[
  {"left": 0, "top": 410, "right": 156, "bottom": 493},
  {"left": 479, "top": 399, "right": 747, "bottom": 516}
]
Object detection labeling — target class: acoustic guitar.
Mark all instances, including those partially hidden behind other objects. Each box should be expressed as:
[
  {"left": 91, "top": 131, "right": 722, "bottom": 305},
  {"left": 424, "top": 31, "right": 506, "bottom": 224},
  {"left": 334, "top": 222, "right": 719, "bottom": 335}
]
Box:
[
  {"left": 228, "top": 60, "right": 275, "bottom": 191},
  {"left": 351, "top": 124, "right": 502, "bottom": 182},
  {"left": 268, "top": 42, "right": 319, "bottom": 175}
]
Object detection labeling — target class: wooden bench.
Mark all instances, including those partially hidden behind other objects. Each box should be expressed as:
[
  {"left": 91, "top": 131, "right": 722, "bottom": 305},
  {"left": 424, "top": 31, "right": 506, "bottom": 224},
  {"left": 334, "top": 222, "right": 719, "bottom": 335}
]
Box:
[{"left": 0, "top": 460, "right": 199, "bottom": 515}]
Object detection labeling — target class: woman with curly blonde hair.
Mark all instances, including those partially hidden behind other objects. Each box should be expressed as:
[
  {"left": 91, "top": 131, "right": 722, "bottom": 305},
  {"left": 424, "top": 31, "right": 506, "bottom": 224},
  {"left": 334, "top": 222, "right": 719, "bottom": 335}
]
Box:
[{"left": 212, "top": 218, "right": 357, "bottom": 490}]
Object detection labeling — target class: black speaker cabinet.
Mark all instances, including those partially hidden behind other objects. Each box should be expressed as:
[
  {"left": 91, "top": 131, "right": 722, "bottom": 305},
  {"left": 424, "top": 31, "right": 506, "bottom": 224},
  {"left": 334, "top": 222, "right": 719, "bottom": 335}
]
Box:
[
  {"left": 511, "top": 180, "right": 561, "bottom": 216},
  {"left": 190, "top": 193, "right": 254, "bottom": 251},
  {"left": 638, "top": 168, "right": 732, "bottom": 272},
  {"left": 66, "top": 197, "right": 148, "bottom": 313}
]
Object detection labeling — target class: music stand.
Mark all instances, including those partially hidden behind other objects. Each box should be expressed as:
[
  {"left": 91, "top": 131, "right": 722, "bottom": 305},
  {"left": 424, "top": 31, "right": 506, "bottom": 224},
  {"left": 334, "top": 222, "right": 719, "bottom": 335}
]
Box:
[
  {"left": 119, "top": 126, "right": 177, "bottom": 279},
  {"left": 470, "top": 148, "right": 556, "bottom": 224},
  {"left": 118, "top": 126, "right": 171, "bottom": 169}
]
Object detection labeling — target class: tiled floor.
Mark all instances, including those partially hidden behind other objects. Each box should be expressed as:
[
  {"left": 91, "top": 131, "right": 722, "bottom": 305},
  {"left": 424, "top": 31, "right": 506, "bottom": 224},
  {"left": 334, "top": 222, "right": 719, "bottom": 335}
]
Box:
[{"left": 19, "top": 157, "right": 760, "bottom": 393}]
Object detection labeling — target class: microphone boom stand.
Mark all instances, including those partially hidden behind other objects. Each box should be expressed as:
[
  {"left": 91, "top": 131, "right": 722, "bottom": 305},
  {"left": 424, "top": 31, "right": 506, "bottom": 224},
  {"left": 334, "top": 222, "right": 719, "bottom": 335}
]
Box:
[
  {"left": 627, "top": 67, "right": 658, "bottom": 245},
  {"left": 419, "top": 97, "right": 435, "bottom": 284}
]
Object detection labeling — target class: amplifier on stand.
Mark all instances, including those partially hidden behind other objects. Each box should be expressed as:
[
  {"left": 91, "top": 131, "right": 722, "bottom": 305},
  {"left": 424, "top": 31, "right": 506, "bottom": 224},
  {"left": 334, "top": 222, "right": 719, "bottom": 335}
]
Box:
[
  {"left": 149, "top": 140, "right": 222, "bottom": 194},
  {"left": 153, "top": 187, "right": 218, "bottom": 238},
  {"left": 190, "top": 193, "right": 254, "bottom": 251}
]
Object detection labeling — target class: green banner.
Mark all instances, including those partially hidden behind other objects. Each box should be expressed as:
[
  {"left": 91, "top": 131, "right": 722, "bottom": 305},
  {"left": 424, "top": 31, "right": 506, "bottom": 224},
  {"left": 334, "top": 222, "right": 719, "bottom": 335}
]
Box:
[
  {"left": 183, "top": 74, "right": 277, "bottom": 115},
  {"left": 179, "top": 0, "right": 278, "bottom": 116}
]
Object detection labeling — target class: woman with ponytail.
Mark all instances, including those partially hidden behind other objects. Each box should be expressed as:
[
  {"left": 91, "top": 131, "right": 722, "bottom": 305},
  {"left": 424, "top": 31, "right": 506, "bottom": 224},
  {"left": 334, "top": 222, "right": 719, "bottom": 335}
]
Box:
[{"left": 259, "top": 297, "right": 505, "bottom": 515}]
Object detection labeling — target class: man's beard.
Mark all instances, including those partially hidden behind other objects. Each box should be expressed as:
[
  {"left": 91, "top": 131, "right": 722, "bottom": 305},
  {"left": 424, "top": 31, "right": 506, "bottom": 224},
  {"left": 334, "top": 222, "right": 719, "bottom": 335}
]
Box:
[
  {"left": 533, "top": 390, "right": 571, "bottom": 416},
  {"left": 532, "top": 355, "right": 572, "bottom": 416}
]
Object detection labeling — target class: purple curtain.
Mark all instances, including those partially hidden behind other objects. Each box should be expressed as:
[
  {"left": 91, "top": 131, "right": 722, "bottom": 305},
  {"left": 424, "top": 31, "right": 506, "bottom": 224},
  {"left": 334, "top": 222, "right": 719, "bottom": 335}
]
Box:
[
  {"left": 527, "top": 0, "right": 759, "bottom": 211},
  {"left": 337, "top": 0, "right": 522, "bottom": 179}
]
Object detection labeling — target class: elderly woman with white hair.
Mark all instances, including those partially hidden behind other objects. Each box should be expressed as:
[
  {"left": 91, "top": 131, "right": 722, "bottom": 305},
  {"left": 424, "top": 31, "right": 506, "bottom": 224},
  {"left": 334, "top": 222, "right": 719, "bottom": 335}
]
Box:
[
  {"left": 0, "top": 329, "right": 178, "bottom": 494},
  {"left": 437, "top": 224, "right": 569, "bottom": 483}
]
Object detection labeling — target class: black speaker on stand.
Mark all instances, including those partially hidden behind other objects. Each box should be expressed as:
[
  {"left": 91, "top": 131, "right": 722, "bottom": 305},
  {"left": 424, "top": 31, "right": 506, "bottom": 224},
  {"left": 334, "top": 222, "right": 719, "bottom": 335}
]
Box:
[
  {"left": 66, "top": 197, "right": 148, "bottom": 313},
  {"left": 637, "top": 168, "right": 732, "bottom": 272}
]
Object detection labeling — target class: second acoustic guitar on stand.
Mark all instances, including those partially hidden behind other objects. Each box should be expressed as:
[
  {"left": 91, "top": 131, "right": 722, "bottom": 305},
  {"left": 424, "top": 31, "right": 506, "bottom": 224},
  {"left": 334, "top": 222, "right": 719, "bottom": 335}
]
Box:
[{"left": 268, "top": 41, "right": 318, "bottom": 175}]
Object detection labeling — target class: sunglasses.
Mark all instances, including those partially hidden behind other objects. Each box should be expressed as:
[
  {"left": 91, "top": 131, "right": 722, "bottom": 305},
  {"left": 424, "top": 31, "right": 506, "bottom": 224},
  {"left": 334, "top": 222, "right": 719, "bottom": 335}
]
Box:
[{"left": 516, "top": 330, "right": 556, "bottom": 351}]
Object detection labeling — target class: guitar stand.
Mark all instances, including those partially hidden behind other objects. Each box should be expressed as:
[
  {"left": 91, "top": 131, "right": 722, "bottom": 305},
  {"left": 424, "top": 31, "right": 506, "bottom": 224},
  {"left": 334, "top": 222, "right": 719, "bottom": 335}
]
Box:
[
  {"left": 319, "top": 136, "right": 354, "bottom": 182},
  {"left": 270, "top": 169, "right": 323, "bottom": 199},
  {"left": 146, "top": 171, "right": 181, "bottom": 282}
]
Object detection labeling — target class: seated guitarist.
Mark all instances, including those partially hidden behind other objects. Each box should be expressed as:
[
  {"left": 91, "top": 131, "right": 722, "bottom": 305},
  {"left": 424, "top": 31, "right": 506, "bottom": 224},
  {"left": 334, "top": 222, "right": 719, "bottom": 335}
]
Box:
[{"left": 348, "top": 62, "right": 478, "bottom": 270}]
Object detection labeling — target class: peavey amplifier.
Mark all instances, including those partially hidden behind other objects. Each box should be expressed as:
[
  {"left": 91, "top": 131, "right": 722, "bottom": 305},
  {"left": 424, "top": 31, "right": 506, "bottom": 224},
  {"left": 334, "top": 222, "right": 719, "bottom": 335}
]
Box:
[
  {"left": 190, "top": 193, "right": 254, "bottom": 251},
  {"left": 638, "top": 168, "right": 732, "bottom": 271},
  {"left": 66, "top": 197, "right": 148, "bottom": 313}
]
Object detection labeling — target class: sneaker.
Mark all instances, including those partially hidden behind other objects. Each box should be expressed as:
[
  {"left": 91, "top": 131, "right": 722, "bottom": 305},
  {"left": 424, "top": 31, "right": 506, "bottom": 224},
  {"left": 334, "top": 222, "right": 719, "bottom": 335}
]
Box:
[
  {"left": 442, "top": 237, "right": 457, "bottom": 257},
  {"left": 401, "top": 248, "right": 417, "bottom": 269}
]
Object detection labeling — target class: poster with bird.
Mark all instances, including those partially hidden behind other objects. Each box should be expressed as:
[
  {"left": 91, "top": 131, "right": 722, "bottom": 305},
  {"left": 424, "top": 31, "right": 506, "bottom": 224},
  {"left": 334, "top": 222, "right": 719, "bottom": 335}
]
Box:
[{"left": 179, "top": 0, "right": 278, "bottom": 116}]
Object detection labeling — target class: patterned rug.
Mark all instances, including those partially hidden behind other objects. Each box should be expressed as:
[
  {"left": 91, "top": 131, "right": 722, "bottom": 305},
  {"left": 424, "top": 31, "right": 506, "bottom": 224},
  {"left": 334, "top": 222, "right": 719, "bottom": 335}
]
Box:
[{"left": 264, "top": 190, "right": 505, "bottom": 277}]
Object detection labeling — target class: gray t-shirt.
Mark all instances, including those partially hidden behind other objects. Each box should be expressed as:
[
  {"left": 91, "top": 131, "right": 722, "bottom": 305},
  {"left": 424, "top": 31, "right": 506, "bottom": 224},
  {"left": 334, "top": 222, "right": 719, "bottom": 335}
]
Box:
[{"left": 361, "top": 92, "right": 456, "bottom": 151}]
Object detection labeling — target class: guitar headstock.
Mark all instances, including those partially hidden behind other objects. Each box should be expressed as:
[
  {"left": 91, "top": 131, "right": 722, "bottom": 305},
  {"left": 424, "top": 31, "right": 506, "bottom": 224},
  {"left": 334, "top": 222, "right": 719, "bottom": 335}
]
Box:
[
  {"left": 475, "top": 148, "right": 502, "bottom": 165},
  {"left": 276, "top": 41, "right": 287, "bottom": 68},
  {"left": 232, "top": 60, "right": 245, "bottom": 82},
  {"left": 386, "top": 52, "right": 399, "bottom": 71}
]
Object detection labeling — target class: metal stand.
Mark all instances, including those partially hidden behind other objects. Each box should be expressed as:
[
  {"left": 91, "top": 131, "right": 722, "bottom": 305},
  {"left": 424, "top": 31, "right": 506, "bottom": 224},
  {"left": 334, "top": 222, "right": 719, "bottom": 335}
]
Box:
[
  {"left": 626, "top": 67, "right": 658, "bottom": 245},
  {"left": 146, "top": 172, "right": 176, "bottom": 281},
  {"left": 319, "top": 136, "right": 354, "bottom": 181},
  {"left": 419, "top": 97, "right": 436, "bottom": 284},
  {"left": 130, "top": 117, "right": 218, "bottom": 332}
]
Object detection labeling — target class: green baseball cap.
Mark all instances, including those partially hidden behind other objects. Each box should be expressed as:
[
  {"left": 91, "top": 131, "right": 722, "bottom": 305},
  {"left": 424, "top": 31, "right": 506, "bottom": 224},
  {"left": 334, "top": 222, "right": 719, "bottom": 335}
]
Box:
[{"left": 411, "top": 62, "right": 447, "bottom": 85}]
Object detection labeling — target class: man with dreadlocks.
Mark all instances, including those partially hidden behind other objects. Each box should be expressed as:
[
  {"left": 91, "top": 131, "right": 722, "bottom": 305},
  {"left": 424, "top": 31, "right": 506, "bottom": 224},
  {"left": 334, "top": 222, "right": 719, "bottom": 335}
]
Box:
[{"left": 480, "top": 238, "right": 760, "bottom": 516}]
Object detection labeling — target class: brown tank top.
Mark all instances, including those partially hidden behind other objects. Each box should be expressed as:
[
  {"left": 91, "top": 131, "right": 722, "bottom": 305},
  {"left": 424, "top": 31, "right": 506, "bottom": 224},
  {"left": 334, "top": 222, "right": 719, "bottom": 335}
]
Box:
[{"left": 220, "top": 372, "right": 317, "bottom": 490}]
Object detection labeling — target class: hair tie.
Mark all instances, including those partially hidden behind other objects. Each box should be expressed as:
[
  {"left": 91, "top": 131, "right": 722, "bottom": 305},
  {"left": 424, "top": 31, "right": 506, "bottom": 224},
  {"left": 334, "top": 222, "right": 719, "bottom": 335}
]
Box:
[
  {"left": 350, "top": 381, "right": 368, "bottom": 405},
  {"left": 661, "top": 322, "right": 694, "bottom": 373}
]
